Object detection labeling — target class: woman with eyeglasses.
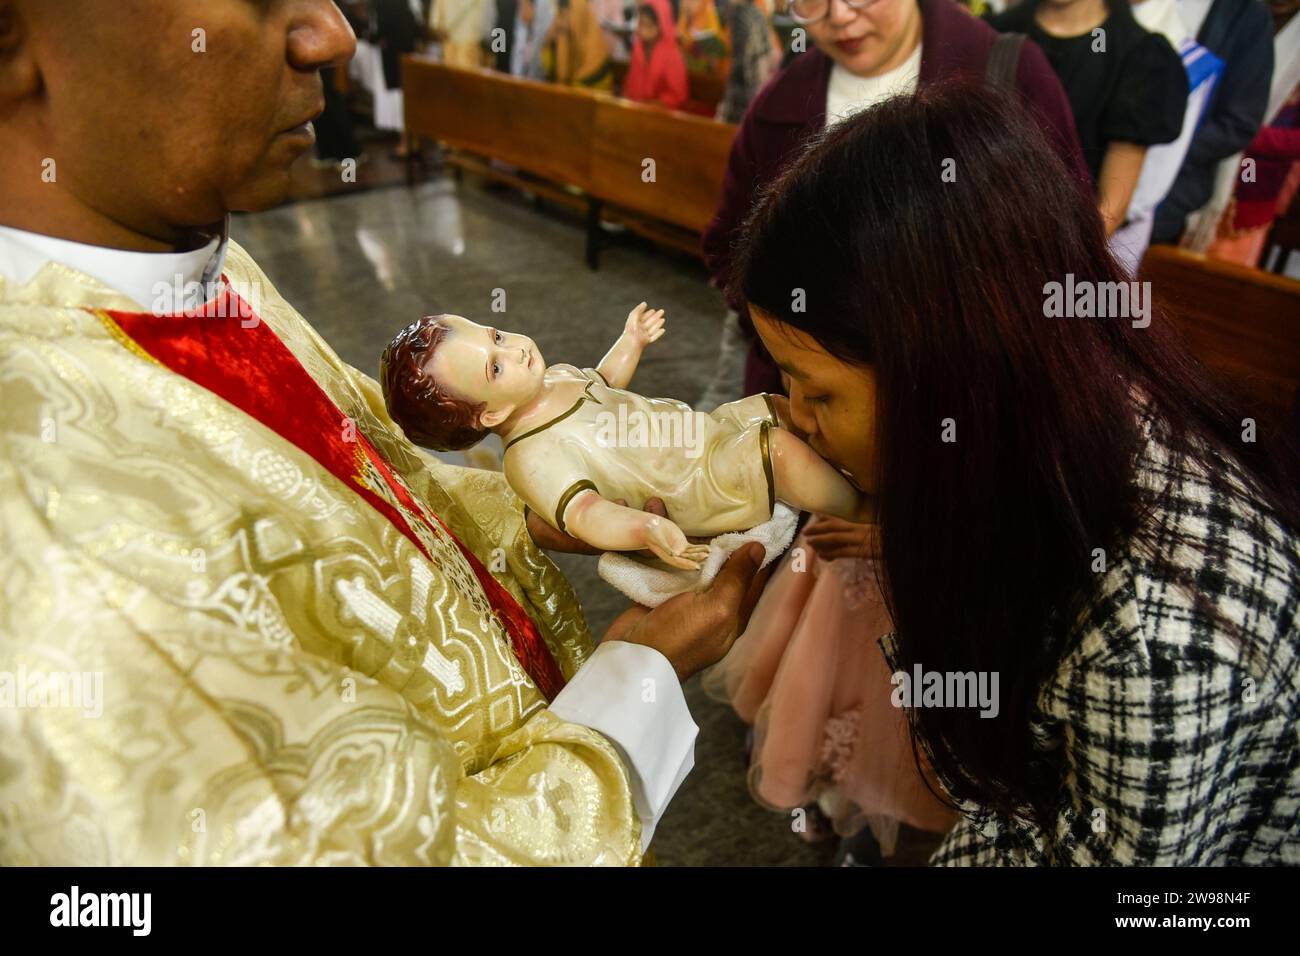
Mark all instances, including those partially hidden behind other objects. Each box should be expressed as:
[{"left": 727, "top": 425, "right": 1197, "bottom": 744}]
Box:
[{"left": 703, "top": 0, "right": 1087, "bottom": 399}]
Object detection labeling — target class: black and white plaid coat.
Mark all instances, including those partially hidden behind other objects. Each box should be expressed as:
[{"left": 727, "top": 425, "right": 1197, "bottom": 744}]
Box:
[{"left": 917, "top": 420, "right": 1300, "bottom": 866}]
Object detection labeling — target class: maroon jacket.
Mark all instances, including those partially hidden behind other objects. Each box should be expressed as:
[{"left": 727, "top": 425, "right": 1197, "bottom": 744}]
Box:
[{"left": 702, "top": 0, "right": 1087, "bottom": 393}]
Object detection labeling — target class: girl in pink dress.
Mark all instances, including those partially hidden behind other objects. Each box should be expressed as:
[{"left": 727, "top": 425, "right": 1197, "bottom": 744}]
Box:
[{"left": 704, "top": 515, "right": 957, "bottom": 858}]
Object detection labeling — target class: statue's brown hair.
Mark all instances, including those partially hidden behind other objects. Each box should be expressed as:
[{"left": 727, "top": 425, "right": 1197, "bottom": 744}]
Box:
[{"left": 380, "top": 316, "right": 488, "bottom": 450}]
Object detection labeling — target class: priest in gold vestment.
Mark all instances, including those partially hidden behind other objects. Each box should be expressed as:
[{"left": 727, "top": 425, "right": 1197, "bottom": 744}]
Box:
[{"left": 0, "top": 0, "right": 764, "bottom": 865}]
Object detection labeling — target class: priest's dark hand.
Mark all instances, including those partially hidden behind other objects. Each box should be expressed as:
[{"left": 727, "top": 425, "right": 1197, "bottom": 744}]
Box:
[{"left": 601, "top": 542, "right": 769, "bottom": 682}]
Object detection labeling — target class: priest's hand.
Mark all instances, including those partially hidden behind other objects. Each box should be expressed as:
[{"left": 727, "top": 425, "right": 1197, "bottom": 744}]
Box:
[{"left": 602, "top": 542, "right": 769, "bottom": 682}]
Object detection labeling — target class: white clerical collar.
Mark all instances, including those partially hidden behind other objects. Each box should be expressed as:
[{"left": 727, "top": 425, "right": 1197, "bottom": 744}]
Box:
[{"left": 0, "top": 218, "right": 229, "bottom": 313}]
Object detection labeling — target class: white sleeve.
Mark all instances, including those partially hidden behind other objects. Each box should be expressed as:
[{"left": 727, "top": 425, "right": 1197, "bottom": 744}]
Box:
[{"left": 548, "top": 640, "right": 698, "bottom": 852}]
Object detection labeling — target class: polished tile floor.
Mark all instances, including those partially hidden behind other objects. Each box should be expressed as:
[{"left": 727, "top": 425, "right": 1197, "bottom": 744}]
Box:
[{"left": 232, "top": 176, "right": 903, "bottom": 865}]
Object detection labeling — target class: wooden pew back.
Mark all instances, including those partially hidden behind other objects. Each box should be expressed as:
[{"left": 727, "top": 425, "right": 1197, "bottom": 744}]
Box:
[
  {"left": 1141, "top": 245, "right": 1300, "bottom": 417},
  {"left": 402, "top": 57, "right": 735, "bottom": 234},
  {"left": 590, "top": 97, "right": 735, "bottom": 233},
  {"left": 402, "top": 61, "right": 596, "bottom": 187}
]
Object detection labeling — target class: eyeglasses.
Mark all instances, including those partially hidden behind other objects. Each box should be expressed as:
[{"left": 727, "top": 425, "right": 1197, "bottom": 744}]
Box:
[{"left": 787, "top": 0, "right": 882, "bottom": 25}]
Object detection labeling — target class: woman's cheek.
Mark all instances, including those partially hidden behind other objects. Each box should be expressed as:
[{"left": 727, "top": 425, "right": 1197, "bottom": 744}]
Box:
[
  {"left": 827, "top": 406, "right": 869, "bottom": 487},
  {"left": 815, "top": 408, "right": 841, "bottom": 460}
]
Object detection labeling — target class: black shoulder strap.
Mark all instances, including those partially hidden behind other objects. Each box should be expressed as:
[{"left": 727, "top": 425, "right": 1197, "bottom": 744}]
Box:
[{"left": 985, "top": 33, "right": 1026, "bottom": 88}]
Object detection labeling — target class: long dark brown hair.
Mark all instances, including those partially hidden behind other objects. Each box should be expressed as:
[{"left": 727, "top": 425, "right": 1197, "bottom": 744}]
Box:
[{"left": 728, "top": 83, "right": 1300, "bottom": 828}]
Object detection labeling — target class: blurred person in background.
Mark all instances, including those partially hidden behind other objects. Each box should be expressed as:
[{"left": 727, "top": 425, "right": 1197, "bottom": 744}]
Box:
[
  {"left": 544, "top": 0, "right": 617, "bottom": 88},
  {"left": 624, "top": 0, "right": 691, "bottom": 107},
  {"left": 987, "top": 0, "right": 1189, "bottom": 237},
  {"left": 716, "top": 0, "right": 782, "bottom": 122},
  {"left": 1206, "top": 0, "right": 1300, "bottom": 267},
  {"left": 1150, "top": 0, "right": 1275, "bottom": 244}
]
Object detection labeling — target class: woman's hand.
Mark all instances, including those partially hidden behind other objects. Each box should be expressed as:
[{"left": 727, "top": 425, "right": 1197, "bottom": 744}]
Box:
[
  {"left": 603, "top": 542, "right": 769, "bottom": 681},
  {"left": 802, "top": 514, "right": 879, "bottom": 562}
]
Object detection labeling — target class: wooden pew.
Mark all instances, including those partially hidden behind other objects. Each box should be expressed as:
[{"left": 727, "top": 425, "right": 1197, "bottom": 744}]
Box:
[
  {"left": 401, "top": 60, "right": 596, "bottom": 189},
  {"left": 590, "top": 96, "right": 734, "bottom": 234},
  {"left": 586, "top": 95, "right": 734, "bottom": 261},
  {"left": 1140, "top": 245, "right": 1300, "bottom": 419},
  {"left": 401, "top": 57, "right": 736, "bottom": 266}
]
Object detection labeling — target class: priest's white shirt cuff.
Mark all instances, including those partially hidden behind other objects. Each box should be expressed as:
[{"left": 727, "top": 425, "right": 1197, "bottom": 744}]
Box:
[{"left": 548, "top": 640, "right": 698, "bottom": 852}]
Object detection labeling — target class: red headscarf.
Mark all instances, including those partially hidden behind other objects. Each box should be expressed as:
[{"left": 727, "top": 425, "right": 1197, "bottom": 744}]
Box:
[{"left": 623, "top": 0, "right": 689, "bottom": 110}]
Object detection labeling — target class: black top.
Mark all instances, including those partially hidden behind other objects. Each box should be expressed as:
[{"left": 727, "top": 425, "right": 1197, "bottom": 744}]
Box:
[
  {"left": 988, "top": 1, "right": 1188, "bottom": 184},
  {"left": 375, "top": 0, "right": 423, "bottom": 90}
]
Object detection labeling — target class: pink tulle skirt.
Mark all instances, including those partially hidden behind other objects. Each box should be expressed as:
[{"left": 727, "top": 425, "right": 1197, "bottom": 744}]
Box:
[{"left": 702, "top": 527, "right": 957, "bottom": 855}]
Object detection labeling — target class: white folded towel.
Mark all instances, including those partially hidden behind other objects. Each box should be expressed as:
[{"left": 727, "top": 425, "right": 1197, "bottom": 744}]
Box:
[{"left": 596, "top": 503, "right": 800, "bottom": 607}]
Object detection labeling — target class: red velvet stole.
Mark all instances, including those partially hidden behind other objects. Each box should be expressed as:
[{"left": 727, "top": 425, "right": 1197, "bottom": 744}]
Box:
[{"left": 94, "top": 284, "right": 566, "bottom": 701}]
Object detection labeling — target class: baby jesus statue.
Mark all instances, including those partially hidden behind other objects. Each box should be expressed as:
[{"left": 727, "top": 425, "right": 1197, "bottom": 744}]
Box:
[{"left": 380, "top": 304, "right": 866, "bottom": 570}]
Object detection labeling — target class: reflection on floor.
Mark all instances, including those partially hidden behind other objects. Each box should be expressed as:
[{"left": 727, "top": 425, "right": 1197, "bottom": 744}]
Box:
[
  {"left": 284, "top": 129, "right": 425, "bottom": 204},
  {"left": 232, "top": 174, "right": 943, "bottom": 866}
]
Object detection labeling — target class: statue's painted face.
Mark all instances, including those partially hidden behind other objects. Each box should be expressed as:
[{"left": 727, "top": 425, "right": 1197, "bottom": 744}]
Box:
[{"left": 423, "top": 315, "right": 546, "bottom": 429}]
